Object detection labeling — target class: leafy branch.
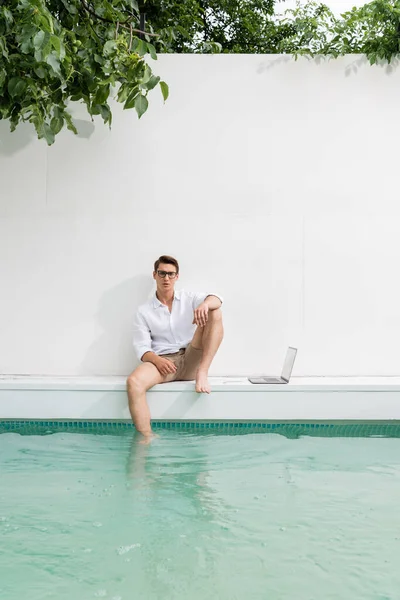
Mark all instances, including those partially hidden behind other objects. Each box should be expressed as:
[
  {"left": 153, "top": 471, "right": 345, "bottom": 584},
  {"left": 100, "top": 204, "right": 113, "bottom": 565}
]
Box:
[
  {"left": 0, "top": 0, "right": 168, "bottom": 145},
  {"left": 80, "top": 1, "right": 158, "bottom": 37},
  {"left": 276, "top": 0, "right": 400, "bottom": 65}
]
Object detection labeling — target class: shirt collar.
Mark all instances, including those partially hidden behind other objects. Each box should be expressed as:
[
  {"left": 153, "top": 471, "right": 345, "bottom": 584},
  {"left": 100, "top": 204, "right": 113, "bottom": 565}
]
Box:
[
  {"left": 152, "top": 290, "right": 181, "bottom": 309},
  {"left": 152, "top": 293, "right": 163, "bottom": 309}
]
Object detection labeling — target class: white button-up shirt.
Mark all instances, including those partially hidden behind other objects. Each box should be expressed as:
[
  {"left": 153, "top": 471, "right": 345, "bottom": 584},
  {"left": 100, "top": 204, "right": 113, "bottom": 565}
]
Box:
[{"left": 133, "top": 289, "right": 223, "bottom": 361}]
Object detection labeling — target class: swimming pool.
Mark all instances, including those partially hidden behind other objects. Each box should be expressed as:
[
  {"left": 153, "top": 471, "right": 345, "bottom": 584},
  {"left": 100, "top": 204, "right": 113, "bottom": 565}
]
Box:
[{"left": 1, "top": 423, "right": 400, "bottom": 599}]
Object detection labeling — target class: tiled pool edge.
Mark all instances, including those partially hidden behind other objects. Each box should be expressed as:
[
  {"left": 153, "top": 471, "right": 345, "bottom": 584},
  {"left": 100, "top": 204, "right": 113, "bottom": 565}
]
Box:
[{"left": 2, "top": 420, "right": 400, "bottom": 438}]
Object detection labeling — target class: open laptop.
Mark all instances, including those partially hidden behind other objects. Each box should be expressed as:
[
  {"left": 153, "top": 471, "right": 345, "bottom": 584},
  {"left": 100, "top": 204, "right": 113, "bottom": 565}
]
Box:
[{"left": 248, "top": 347, "right": 297, "bottom": 384}]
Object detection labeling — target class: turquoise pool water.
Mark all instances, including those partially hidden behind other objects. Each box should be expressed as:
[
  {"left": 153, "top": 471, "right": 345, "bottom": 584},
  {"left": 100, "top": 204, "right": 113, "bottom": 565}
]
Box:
[{"left": 1, "top": 424, "right": 400, "bottom": 599}]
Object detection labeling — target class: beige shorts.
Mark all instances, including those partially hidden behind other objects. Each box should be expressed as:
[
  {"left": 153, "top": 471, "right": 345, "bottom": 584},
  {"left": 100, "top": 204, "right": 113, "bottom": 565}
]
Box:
[{"left": 161, "top": 344, "right": 203, "bottom": 382}]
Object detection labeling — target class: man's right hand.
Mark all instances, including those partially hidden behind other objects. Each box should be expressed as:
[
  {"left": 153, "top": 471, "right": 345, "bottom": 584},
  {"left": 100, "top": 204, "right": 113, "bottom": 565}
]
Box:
[{"left": 154, "top": 356, "right": 177, "bottom": 377}]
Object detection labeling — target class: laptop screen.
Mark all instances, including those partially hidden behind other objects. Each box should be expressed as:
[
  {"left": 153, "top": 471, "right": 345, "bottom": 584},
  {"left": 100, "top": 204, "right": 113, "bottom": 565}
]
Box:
[{"left": 281, "top": 347, "right": 297, "bottom": 382}]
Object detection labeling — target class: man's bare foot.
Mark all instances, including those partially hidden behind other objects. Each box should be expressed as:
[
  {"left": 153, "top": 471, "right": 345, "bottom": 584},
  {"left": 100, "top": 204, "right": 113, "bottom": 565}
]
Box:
[
  {"left": 138, "top": 432, "right": 158, "bottom": 445},
  {"left": 195, "top": 371, "right": 211, "bottom": 394}
]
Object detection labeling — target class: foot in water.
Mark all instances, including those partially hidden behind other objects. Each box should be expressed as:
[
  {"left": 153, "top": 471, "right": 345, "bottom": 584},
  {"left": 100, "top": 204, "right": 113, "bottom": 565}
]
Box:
[
  {"left": 195, "top": 370, "right": 211, "bottom": 394},
  {"left": 138, "top": 432, "right": 159, "bottom": 445}
]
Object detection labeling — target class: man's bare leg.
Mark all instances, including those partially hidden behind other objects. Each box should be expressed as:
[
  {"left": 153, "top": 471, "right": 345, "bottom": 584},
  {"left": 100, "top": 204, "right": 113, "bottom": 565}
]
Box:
[
  {"left": 191, "top": 308, "right": 224, "bottom": 393},
  {"left": 126, "top": 363, "right": 166, "bottom": 438}
]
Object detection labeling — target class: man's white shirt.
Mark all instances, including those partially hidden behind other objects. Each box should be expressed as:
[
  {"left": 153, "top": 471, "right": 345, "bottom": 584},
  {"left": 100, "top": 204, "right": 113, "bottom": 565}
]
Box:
[{"left": 133, "top": 290, "right": 223, "bottom": 361}]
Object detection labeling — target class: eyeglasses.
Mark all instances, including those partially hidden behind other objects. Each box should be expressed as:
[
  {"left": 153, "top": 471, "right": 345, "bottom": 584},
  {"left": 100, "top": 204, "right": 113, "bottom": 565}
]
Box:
[{"left": 157, "top": 270, "right": 178, "bottom": 279}]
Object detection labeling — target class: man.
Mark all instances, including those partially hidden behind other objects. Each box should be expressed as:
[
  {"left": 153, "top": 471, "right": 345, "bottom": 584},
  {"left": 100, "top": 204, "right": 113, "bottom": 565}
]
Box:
[{"left": 127, "top": 255, "right": 223, "bottom": 438}]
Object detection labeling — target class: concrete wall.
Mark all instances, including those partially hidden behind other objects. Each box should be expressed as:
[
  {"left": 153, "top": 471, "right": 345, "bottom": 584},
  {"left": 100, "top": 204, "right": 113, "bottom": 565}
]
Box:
[{"left": 1, "top": 54, "right": 400, "bottom": 377}]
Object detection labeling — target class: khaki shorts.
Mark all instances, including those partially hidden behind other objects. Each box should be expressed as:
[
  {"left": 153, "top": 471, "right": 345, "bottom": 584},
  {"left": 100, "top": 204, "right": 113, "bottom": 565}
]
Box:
[{"left": 161, "top": 344, "right": 203, "bottom": 382}]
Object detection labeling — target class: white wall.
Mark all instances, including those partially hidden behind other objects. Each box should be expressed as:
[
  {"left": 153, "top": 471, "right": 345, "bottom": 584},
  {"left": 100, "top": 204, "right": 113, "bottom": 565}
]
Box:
[{"left": 1, "top": 54, "right": 400, "bottom": 377}]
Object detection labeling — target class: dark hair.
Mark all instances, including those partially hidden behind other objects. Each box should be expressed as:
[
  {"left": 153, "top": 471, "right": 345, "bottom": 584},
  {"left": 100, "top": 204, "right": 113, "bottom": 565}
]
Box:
[{"left": 154, "top": 255, "right": 179, "bottom": 274}]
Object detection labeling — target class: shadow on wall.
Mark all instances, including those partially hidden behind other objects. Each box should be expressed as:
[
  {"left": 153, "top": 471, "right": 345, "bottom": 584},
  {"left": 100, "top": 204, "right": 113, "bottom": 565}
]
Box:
[
  {"left": 256, "top": 54, "right": 400, "bottom": 77},
  {"left": 0, "top": 118, "right": 96, "bottom": 157},
  {"left": 0, "top": 120, "right": 36, "bottom": 156},
  {"left": 79, "top": 274, "right": 154, "bottom": 376},
  {"left": 341, "top": 55, "right": 400, "bottom": 77}
]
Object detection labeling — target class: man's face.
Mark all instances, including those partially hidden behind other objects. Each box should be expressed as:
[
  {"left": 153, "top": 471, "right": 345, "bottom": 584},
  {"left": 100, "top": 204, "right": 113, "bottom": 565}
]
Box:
[{"left": 153, "top": 263, "right": 179, "bottom": 292}]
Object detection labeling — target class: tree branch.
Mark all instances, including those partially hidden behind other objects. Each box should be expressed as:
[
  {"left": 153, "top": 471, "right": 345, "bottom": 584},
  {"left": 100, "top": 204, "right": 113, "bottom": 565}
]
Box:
[{"left": 81, "top": 1, "right": 159, "bottom": 37}]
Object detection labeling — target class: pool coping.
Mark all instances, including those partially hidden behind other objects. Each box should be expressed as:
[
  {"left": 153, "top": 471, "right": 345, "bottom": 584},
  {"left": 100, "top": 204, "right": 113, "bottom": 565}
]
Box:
[
  {"left": 2, "top": 375, "right": 400, "bottom": 391},
  {"left": 1, "top": 375, "right": 400, "bottom": 421}
]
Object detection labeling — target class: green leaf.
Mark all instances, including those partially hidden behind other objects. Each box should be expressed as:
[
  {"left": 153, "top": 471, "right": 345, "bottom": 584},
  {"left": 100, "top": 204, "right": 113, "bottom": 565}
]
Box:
[
  {"left": 51, "top": 35, "right": 65, "bottom": 60},
  {"left": 46, "top": 52, "right": 62, "bottom": 76},
  {"left": 147, "top": 42, "right": 157, "bottom": 60},
  {"left": 137, "top": 39, "right": 147, "bottom": 57},
  {"left": 0, "top": 37, "right": 8, "bottom": 59},
  {"left": 34, "top": 66, "right": 47, "bottom": 79},
  {"left": 91, "top": 103, "right": 101, "bottom": 116},
  {"left": 2, "top": 7, "right": 13, "bottom": 24},
  {"left": 20, "top": 30, "right": 34, "bottom": 54},
  {"left": 35, "top": 35, "right": 52, "bottom": 61},
  {"left": 43, "top": 123, "right": 55, "bottom": 145},
  {"left": 142, "top": 75, "right": 160, "bottom": 91},
  {"left": 103, "top": 40, "right": 117, "bottom": 56},
  {"left": 159, "top": 81, "right": 169, "bottom": 102},
  {"left": 135, "top": 94, "right": 148, "bottom": 118},
  {"left": 128, "top": 59, "right": 145, "bottom": 81},
  {"left": 130, "top": 38, "right": 140, "bottom": 53},
  {"left": 50, "top": 116, "right": 64, "bottom": 135},
  {"left": 117, "top": 84, "right": 129, "bottom": 103},
  {"left": 212, "top": 42, "right": 222, "bottom": 53},
  {"left": 39, "top": 13, "right": 54, "bottom": 34},
  {"left": 123, "top": 86, "right": 139, "bottom": 109},
  {"left": 8, "top": 77, "right": 27, "bottom": 99},
  {"left": 99, "top": 104, "right": 111, "bottom": 124},
  {"left": 33, "top": 30, "right": 49, "bottom": 50},
  {"left": 64, "top": 112, "right": 78, "bottom": 135},
  {"left": 60, "top": 0, "right": 77, "bottom": 14},
  {"left": 94, "top": 84, "right": 110, "bottom": 105},
  {"left": 141, "top": 64, "right": 151, "bottom": 84}
]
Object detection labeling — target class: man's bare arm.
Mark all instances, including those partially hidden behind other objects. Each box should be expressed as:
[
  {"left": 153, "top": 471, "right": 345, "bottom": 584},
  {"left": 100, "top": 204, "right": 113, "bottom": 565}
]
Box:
[{"left": 193, "top": 295, "right": 222, "bottom": 327}]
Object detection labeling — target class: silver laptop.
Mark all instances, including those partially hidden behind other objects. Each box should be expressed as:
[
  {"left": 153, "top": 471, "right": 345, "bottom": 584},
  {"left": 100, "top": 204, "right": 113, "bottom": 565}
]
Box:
[{"left": 248, "top": 347, "right": 297, "bottom": 384}]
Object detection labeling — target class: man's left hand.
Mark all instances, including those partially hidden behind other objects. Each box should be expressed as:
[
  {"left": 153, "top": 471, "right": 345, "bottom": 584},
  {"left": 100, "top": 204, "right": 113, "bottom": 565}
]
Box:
[{"left": 193, "top": 302, "right": 209, "bottom": 327}]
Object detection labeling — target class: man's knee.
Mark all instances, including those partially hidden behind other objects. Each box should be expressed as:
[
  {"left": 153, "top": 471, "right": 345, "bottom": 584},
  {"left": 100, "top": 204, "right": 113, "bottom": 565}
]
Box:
[
  {"left": 208, "top": 307, "right": 222, "bottom": 322},
  {"left": 126, "top": 372, "right": 146, "bottom": 395}
]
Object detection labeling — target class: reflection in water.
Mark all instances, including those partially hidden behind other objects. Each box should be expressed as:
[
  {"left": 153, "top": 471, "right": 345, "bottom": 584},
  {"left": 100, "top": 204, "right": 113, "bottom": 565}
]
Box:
[
  {"left": 124, "top": 432, "right": 230, "bottom": 598},
  {"left": 126, "top": 431, "right": 213, "bottom": 504}
]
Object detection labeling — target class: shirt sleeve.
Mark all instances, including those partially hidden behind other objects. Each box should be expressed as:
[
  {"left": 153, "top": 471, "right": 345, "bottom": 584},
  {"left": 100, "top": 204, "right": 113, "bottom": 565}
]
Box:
[
  {"left": 132, "top": 310, "right": 153, "bottom": 361},
  {"left": 192, "top": 292, "right": 224, "bottom": 309}
]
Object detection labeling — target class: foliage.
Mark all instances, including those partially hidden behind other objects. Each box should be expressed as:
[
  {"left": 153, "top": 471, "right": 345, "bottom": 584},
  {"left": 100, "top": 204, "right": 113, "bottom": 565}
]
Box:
[
  {"left": 3, "top": 0, "right": 400, "bottom": 145},
  {"left": 0, "top": 0, "right": 296, "bottom": 146},
  {"left": 143, "top": 0, "right": 296, "bottom": 54},
  {"left": 0, "top": 0, "right": 169, "bottom": 144},
  {"left": 145, "top": 0, "right": 400, "bottom": 64},
  {"left": 277, "top": 0, "right": 400, "bottom": 65}
]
